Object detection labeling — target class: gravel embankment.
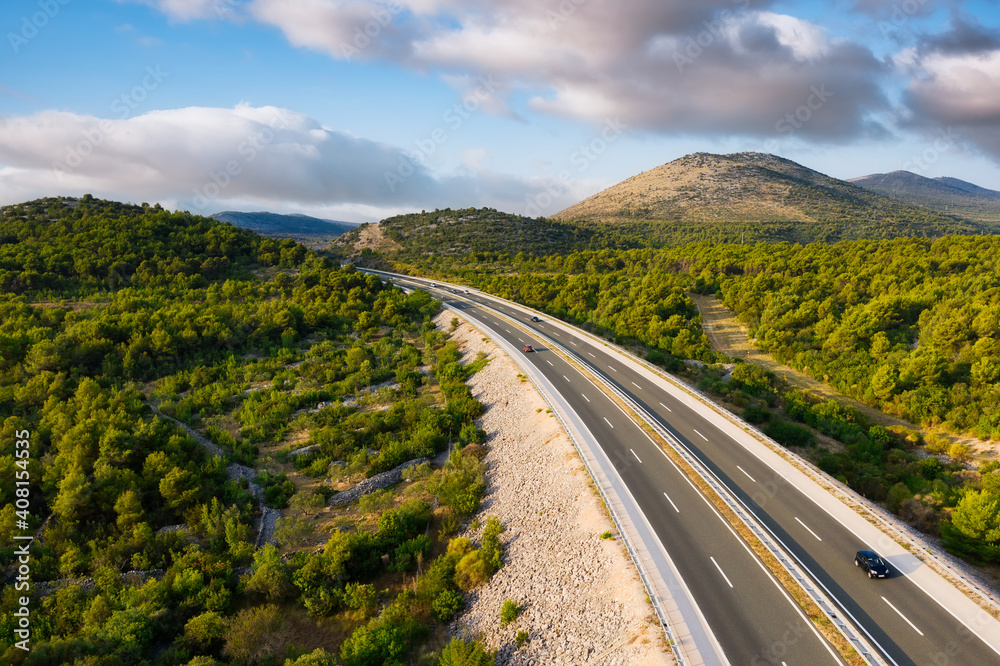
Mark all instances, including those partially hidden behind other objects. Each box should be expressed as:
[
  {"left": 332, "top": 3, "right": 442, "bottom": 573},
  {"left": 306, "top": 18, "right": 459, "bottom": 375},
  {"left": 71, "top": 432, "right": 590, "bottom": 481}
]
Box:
[{"left": 437, "top": 311, "right": 673, "bottom": 665}]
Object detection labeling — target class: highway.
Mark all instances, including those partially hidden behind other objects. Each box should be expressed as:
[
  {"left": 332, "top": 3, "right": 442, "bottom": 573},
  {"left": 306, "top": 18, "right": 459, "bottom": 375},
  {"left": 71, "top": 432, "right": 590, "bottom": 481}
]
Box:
[{"left": 374, "top": 272, "right": 1000, "bottom": 666}]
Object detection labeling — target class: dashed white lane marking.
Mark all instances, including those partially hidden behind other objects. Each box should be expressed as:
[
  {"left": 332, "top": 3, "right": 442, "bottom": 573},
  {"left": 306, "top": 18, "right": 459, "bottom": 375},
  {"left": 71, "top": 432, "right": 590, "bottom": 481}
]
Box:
[
  {"left": 693, "top": 429, "right": 708, "bottom": 441},
  {"left": 604, "top": 417, "right": 614, "bottom": 428},
  {"left": 582, "top": 393, "right": 590, "bottom": 402},
  {"left": 631, "top": 449, "right": 642, "bottom": 463},
  {"left": 710, "top": 557, "right": 734, "bottom": 588},
  {"left": 663, "top": 492, "right": 679, "bottom": 513},
  {"left": 882, "top": 597, "right": 923, "bottom": 636},
  {"left": 795, "top": 517, "right": 823, "bottom": 542},
  {"left": 659, "top": 402, "right": 672, "bottom": 412},
  {"left": 737, "top": 465, "right": 757, "bottom": 483}
]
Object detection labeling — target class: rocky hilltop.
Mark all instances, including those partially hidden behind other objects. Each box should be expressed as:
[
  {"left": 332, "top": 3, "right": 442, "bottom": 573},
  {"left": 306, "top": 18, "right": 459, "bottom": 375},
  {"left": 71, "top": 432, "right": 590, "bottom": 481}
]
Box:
[{"left": 553, "top": 152, "right": 987, "bottom": 243}]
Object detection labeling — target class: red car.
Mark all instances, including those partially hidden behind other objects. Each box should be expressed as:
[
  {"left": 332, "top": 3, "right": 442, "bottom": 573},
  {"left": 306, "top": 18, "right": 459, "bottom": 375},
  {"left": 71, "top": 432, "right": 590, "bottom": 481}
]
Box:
[{"left": 523, "top": 345, "right": 534, "bottom": 353}]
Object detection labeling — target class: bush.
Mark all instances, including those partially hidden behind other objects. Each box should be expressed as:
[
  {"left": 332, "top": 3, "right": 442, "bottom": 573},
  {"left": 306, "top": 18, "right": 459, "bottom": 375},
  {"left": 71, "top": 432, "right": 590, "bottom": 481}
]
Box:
[
  {"left": 515, "top": 630, "right": 529, "bottom": 647},
  {"left": 439, "top": 637, "right": 495, "bottom": 666},
  {"left": 432, "top": 589, "right": 465, "bottom": 622},
  {"left": 499, "top": 599, "right": 520, "bottom": 625},
  {"left": 455, "top": 551, "right": 492, "bottom": 590},
  {"left": 480, "top": 517, "right": 504, "bottom": 571},
  {"left": 390, "top": 535, "right": 431, "bottom": 573},
  {"left": 743, "top": 405, "right": 769, "bottom": 424},
  {"left": 764, "top": 418, "right": 816, "bottom": 448},
  {"left": 358, "top": 488, "right": 395, "bottom": 514},
  {"left": 274, "top": 515, "right": 314, "bottom": 547}
]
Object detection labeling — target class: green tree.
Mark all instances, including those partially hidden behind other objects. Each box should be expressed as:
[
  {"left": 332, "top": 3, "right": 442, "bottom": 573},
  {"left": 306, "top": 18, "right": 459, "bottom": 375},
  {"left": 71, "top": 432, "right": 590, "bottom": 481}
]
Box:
[{"left": 439, "top": 637, "right": 495, "bottom": 666}]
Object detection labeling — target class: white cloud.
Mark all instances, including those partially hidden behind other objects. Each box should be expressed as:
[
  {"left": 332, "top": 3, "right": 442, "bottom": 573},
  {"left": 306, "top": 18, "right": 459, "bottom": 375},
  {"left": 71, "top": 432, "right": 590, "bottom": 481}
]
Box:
[
  {"left": 908, "top": 50, "right": 1000, "bottom": 124},
  {"left": 0, "top": 104, "right": 550, "bottom": 220},
  {"left": 233, "top": 1, "right": 887, "bottom": 139}
]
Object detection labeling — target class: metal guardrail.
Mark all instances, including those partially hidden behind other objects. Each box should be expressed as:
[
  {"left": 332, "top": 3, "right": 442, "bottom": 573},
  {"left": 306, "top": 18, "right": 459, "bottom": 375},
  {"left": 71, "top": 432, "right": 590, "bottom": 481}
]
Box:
[
  {"left": 438, "top": 301, "right": 690, "bottom": 666},
  {"left": 443, "top": 290, "right": 883, "bottom": 665}
]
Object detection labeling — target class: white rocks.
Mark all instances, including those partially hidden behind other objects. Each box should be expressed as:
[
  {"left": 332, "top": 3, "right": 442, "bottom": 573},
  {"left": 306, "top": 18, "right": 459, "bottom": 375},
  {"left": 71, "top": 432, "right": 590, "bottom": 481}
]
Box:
[{"left": 437, "top": 312, "right": 672, "bottom": 665}]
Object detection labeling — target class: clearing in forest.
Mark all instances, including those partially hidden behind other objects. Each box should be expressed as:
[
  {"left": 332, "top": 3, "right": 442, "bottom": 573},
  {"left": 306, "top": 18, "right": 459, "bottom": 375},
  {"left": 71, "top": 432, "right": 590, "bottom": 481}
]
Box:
[{"left": 689, "top": 293, "right": 988, "bottom": 456}]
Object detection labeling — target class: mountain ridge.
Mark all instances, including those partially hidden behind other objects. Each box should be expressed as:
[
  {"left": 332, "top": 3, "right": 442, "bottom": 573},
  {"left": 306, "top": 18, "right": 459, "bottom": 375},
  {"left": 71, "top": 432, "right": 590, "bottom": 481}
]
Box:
[
  {"left": 211, "top": 210, "right": 358, "bottom": 239},
  {"left": 552, "top": 151, "right": 989, "bottom": 243},
  {"left": 848, "top": 171, "right": 1000, "bottom": 223}
]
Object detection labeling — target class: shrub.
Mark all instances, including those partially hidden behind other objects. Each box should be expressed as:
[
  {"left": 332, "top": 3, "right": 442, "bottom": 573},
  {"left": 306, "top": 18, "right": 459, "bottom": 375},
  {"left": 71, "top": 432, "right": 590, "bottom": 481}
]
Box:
[
  {"left": 274, "top": 515, "right": 314, "bottom": 548},
  {"left": 439, "top": 637, "right": 495, "bottom": 666},
  {"left": 743, "top": 405, "right": 769, "bottom": 424},
  {"left": 764, "top": 418, "right": 816, "bottom": 448},
  {"left": 499, "top": 599, "right": 520, "bottom": 625},
  {"left": 599, "top": 531, "right": 614, "bottom": 540},
  {"left": 455, "top": 551, "right": 491, "bottom": 590},
  {"left": 948, "top": 443, "right": 972, "bottom": 464},
  {"left": 390, "top": 535, "right": 431, "bottom": 573},
  {"left": 515, "top": 630, "right": 530, "bottom": 647},
  {"left": 480, "top": 517, "right": 504, "bottom": 571},
  {"left": 432, "top": 589, "right": 464, "bottom": 622},
  {"left": 358, "top": 488, "right": 395, "bottom": 514}
]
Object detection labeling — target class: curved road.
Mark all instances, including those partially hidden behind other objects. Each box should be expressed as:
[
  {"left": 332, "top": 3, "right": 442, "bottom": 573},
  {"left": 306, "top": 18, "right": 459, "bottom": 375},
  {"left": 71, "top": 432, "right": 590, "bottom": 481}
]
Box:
[{"left": 371, "top": 270, "right": 1000, "bottom": 666}]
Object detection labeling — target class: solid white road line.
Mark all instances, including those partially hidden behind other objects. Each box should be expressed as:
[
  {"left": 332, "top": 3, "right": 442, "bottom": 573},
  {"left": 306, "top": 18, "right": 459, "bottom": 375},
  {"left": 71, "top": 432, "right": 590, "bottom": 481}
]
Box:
[
  {"left": 710, "top": 557, "right": 734, "bottom": 588},
  {"left": 581, "top": 393, "right": 590, "bottom": 402},
  {"left": 882, "top": 597, "right": 924, "bottom": 636},
  {"left": 693, "top": 429, "right": 709, "bottom": 441},
  {"left": 737, "top": 465, "right": 757, "bottom": 483},
  {"left": 604, "top": 417, "right": 614, "bottom": 428},
  {"left": 795, "top": 517, "right": 823, "bottom": 542},
  {"left": 631, "top": 448, "right": 642, "bottom": 463},
  {"left": 659, "top": 402, "right": 672, "bottom": 412},
  {"left": 663, "top": 492, "right": 680, "bottom": 513}
]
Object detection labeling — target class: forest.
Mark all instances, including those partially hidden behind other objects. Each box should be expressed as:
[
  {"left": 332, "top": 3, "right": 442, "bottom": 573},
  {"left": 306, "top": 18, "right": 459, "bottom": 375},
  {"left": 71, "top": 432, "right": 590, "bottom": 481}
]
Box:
[
  {"left": 400, "top": 237, "right": 1000, "bottom": 565},
  {"left": 0, "top": 198, "right": 502, "bottom": 664}
]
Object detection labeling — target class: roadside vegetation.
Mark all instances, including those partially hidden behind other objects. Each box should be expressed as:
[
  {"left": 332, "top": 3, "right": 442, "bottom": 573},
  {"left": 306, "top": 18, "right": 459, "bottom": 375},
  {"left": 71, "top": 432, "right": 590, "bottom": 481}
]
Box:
[
  {"left": 0, "top": 198, "right": 502, "bottom": 664},
  {"left": 367, "top": 237, "right": 1000, "bottom": 568}
]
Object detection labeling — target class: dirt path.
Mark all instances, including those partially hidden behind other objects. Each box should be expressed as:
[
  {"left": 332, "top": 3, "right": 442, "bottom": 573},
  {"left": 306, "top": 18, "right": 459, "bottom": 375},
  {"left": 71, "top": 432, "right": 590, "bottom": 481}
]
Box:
[{"left": 690, "top": 293, "right": 939, "bottom": 436}]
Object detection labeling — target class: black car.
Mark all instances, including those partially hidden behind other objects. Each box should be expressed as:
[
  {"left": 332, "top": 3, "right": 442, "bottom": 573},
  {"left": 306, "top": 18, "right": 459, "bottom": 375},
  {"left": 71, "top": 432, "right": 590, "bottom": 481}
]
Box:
[
  {"left": 531, "top": 316, "right": 540, "bottom": 322},
  {"left": 855, "top": 550, "right": 890, "bottom": 579}
]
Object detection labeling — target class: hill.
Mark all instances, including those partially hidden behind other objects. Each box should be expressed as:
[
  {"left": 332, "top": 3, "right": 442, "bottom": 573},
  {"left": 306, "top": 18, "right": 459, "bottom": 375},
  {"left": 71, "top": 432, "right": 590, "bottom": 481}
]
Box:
[
  {"left": 211, "top": 210, "right": 357, "bottom": 240},
  {"left": 0, "top": 195, "right": 501, "bottom": 664},
  {"left": 553, "top": 152, "right": 989, "bottom": 244},
  {"left": 332, "top": 207, "right": 615, "bottom": 260},
  {"left": 849, "top": 171, "right": 1000, "bottom": 223}
]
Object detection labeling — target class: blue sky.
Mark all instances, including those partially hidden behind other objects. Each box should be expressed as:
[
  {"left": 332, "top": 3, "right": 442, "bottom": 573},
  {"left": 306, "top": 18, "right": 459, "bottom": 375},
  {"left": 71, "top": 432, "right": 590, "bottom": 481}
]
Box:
[{"left": 1, "top": 0, "right": 999, "bottom": 222}]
